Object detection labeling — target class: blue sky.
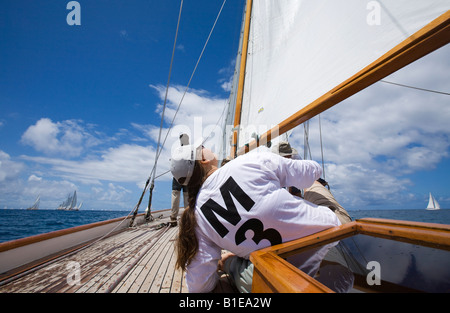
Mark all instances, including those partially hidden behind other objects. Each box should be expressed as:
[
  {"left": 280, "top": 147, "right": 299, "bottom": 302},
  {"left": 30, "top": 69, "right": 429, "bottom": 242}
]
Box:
[{"left": 0, "top": 0, "right": 449, "bottom": 212}]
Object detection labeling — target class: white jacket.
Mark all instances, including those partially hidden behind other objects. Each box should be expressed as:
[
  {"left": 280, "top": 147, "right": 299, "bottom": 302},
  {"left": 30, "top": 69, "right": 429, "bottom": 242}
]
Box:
[{"left": 186, "top": 148, "right": 340, "bottom": 292}]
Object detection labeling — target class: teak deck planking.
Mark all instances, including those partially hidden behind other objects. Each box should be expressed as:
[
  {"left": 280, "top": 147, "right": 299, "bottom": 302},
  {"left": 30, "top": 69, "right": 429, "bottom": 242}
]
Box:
[
  {"left": 0, "top": 216, "right": 235, "bottom": 293},
  {"left": 0, "top": 223, "right": 189, "bottom": 293}
]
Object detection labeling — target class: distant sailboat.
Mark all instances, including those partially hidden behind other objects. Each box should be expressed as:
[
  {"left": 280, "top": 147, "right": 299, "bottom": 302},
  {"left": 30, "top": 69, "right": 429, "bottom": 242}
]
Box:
[
  {"left": 26, "top": 195, "right": 40, "bottom": 210},
  {"left": 426, "top": 193, "right": 441, "bottom": 210},
  {"left": 56, "top": 191, "right": 80, "bottom": 211}
]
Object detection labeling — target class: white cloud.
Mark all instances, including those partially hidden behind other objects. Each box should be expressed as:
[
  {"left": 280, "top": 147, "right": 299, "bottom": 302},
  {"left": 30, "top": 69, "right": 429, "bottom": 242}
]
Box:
[
  {"left": 176, "top": 44, "right": 185, "bottom": 52},
  {"left": 220, "top": 77, "right": 233, "bottom": 93},
  {"left": 21, "top": 118, "right": 101, "bottom": 157},
  {"left": 11, "top": 44, "right": 449, "bottom": 211},
  {"left": 93, "top": 183, "right": 132, "bottom": 202},
  {"left": 119, "top": 30, "right": 129, "bottom": 40},
  {"left": 0, "top": 150, "right": 24, "bottom": 182},
  {"left": 218, "top": 59, "right": 236, "bottom": 92},
  {"left": 24, "top": 177, "right": 77, "bottom": 206},
  {"left": 317, "top": 87, "right": 450, "bottom": 172},
  {"left": 21, "top": 85, "right": 228, "bottom": 186},
  {"left": 286, "top": 45, "right": 450, "bottom": 209},
  {"left": 0, "top": 151, "right": 82, "bottom": 209},
  {"left": 325, "top": 163, "right": 411, "bottom": 208},
  {"left": 12, "top": 85, "right": 230, "bottom": 210},
  {"left": 21, "top": 143, "right": 156, "bottom": 184},
  {"left": 149, "top": 84, "right": 228, "bottom": 154},
  {"left": 28, "top": 174, "right": 42, "bottom": 182}
]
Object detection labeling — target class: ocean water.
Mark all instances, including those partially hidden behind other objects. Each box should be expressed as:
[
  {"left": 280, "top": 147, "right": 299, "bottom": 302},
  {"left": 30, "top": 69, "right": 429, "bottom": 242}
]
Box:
[
  {"left": 0, "top": 209, "right": 131, "bottom": 243},
  {"left": 0, "top": 208, "right": 449, "bottom": 243},
  {"left": 348, "top": 208, "right": 450, "bottom": 225}
]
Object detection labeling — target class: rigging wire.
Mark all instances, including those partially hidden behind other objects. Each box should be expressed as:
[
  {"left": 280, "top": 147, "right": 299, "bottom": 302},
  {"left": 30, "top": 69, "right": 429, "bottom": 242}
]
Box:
[
  {"left": 303, "top": 121, "right": 312, "bottom": 160},
  {"left": 302, "top": 117, "right": 326, "bottom": 181},
  {"left": 132, "top": 0, "right": 228, "bottom": 222},
  {"left": 380, "top": 80, "right": 450, "bottom": 96},
  {"left": 151, "top": 0, "right": 185, "bottom": 189},
  {"left": 150, "top": 93, "right": 228, "bottom": 183},
  {"left": 148, "top": 0, "right": 228, "bottom": 181},
  {"left": 318, "top": 114, "right": 326, "bottom": 181},
  {"left": 132, "top": 0, "right": 184, "bottom": 223},
  {"left": 202, "top": 97, "right": 230, "bottom": 148},
  {"left": 154, "top": 0, "right": 228, "bottom": 164}
]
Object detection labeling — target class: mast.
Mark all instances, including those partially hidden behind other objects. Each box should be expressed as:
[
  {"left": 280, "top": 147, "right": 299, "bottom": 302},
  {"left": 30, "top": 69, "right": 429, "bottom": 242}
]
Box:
[
  {"left": 231, "top": 0, "right": 253, "bottom": 158},
  {"left": 235, "top": 10, "right": 450, "bottom": 155}
]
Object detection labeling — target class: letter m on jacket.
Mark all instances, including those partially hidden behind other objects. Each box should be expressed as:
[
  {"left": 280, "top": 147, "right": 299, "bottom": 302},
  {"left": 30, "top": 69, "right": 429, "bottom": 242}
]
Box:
[{"left": 200, "top": 177, "right": 255, "bottom": 237}]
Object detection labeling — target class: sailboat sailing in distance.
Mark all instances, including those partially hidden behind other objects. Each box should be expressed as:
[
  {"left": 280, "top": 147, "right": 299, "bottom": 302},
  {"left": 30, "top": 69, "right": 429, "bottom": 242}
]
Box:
[
  {"left": 426, "top": 192, "right": 441, "bottom": 210},
  {"left": 56, "top": 191, "right": 80, "bottom": 211},
  {"left": 26, "top": 195, "right": 40, "bottom": 210}
]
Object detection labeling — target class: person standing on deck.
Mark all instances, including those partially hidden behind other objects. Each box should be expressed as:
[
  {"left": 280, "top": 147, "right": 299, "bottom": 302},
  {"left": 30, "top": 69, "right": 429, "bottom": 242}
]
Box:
[
  {"left": 170, "top": 133, "right": 190, "bottom": 227},
  {"left": 170, "top": 143, "right": 341, "bottom": 293}
]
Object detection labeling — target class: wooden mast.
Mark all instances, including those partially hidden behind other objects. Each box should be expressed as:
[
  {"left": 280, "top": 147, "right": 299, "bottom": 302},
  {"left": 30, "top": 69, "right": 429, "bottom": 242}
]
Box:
[
  {"left": 236, "top": 10, "right": 450, "bottom": 156},
  {"left": 231, "top": 0, "right": 253, "bottom": 158}
]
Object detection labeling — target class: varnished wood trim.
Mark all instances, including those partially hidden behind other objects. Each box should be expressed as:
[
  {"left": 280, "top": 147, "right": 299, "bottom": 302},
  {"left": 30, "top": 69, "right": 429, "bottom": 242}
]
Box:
[
  {"left": 357, "top": 217, "right": 450, "bottom": 231},
  {"left": 250, "top": 218, "right": 450, "bottom": 293},
  {"left": 270, "top": 222, "right": 357, "bottom": 259},
  {"left": 250, "top": 252, "right": 333, "bottom": 293},
  {"left": 356, "top": 218, "right": 450, "bottom": 250},
  {"left": 231, "top": 0, "right": 253, "bottom": 158}
]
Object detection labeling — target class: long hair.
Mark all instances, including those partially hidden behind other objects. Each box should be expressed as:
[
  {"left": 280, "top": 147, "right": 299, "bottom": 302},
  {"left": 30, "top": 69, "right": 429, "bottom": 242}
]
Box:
[{"left": 175, "top": 160, "right": 207, "bottom": 271}]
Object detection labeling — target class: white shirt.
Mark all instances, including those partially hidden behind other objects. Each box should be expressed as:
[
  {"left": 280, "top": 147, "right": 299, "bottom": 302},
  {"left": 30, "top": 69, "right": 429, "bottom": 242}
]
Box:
[{"left": 186, "top": 148, "right": 341, "bottom": 292}]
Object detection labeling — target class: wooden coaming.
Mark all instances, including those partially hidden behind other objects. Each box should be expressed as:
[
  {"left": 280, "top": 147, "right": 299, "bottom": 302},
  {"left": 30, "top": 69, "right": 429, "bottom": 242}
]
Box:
[{"left": 250, "top": 218, "right": 450, "bottom": 293}]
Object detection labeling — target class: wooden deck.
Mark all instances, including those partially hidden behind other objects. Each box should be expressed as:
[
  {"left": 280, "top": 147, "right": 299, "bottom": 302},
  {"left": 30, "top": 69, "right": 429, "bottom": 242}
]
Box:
[
  {"left": 0, "top": 223, "right": 182, "bottom": 293},
  {"left": 0, "top": 217, "right": 236, "bottom": 293}
]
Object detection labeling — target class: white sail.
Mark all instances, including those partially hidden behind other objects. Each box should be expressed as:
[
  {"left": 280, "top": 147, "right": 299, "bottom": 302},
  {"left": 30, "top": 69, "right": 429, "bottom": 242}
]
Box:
[
  {"left": 57, "top": 191, "right": 79, "bottom": 210},
  {"left": 26, "top": 195, "right": 40, "bottom": 210},
  {"left": 70, "top": 191, "right": 77, "bottom": 210},
  {"left": 236, "top": 0, "right": 450, "bottom": 148},
  {"left": 426, "top": 193, "right": 441, "bottom": 210}
]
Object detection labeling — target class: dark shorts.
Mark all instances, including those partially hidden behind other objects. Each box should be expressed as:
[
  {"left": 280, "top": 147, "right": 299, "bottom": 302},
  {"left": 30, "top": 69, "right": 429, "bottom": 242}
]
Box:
[{"left": 172, "top": 178, "right": 185, "bottom": 191}]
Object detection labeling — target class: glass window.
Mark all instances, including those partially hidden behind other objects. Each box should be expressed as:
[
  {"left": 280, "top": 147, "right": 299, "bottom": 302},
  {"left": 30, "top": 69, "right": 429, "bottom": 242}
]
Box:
[{"left": 285, "top": 234, "right": 450, "bottom": 293}]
